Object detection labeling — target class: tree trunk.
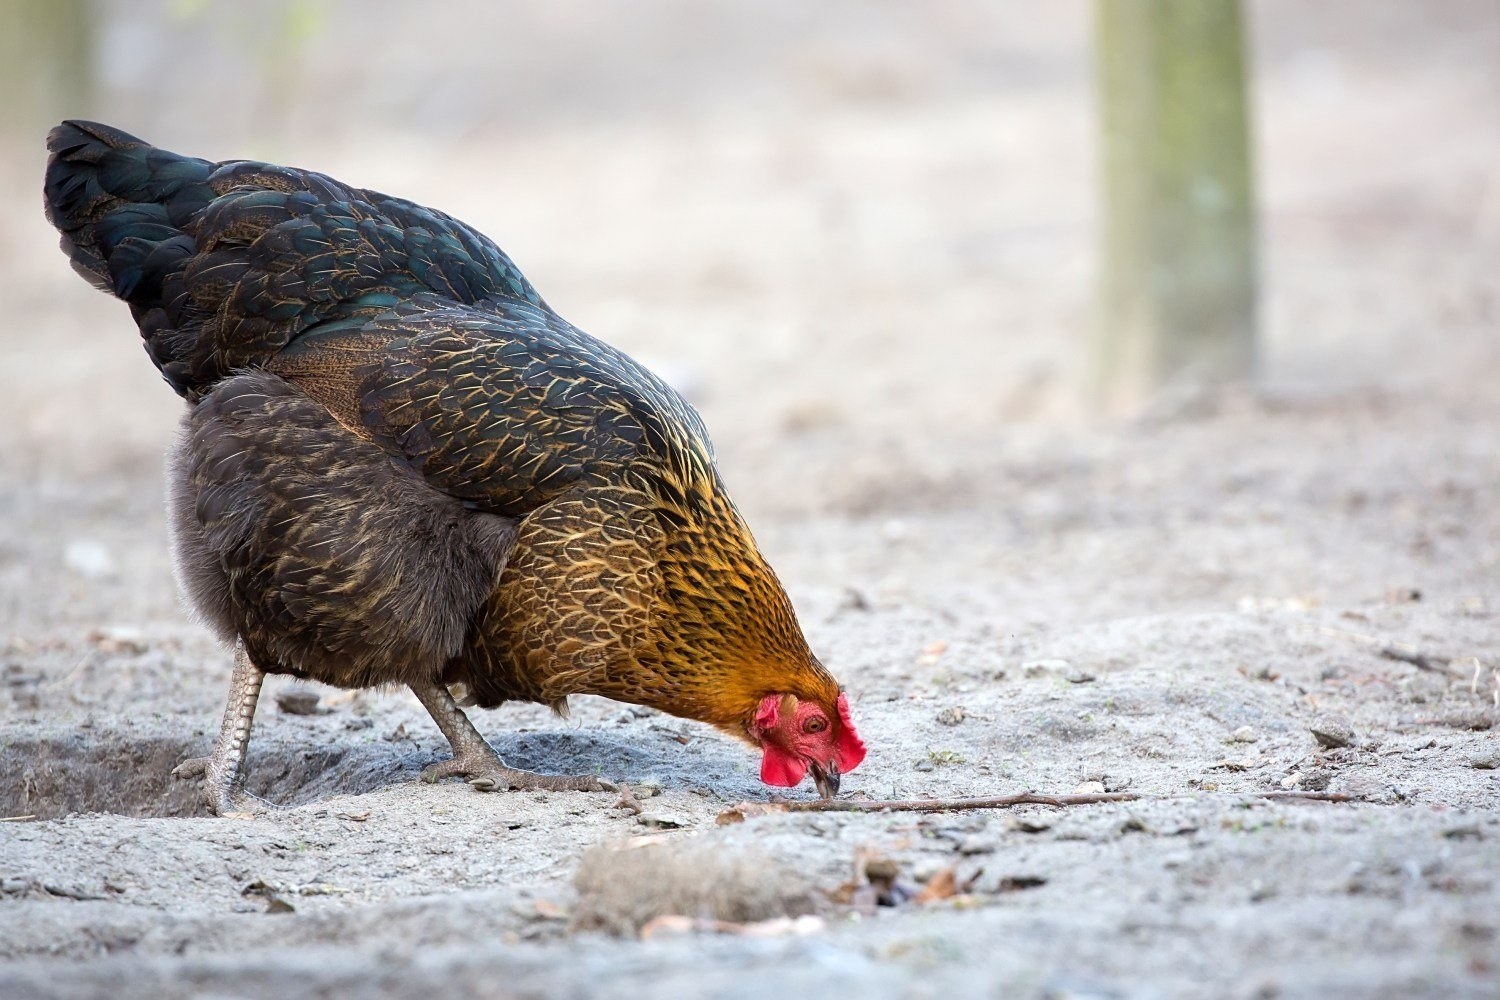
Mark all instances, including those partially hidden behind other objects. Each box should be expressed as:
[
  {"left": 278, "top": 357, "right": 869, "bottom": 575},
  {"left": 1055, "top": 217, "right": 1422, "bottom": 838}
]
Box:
[{"left": 1092, "top": 0, "right": 1258, "bottom": 413}]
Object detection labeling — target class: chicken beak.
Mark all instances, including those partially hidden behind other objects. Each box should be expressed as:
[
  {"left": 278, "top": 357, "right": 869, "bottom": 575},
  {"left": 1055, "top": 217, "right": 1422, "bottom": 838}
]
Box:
[{"left": 810, "top": 760, "right": 840, "bottom": 799}]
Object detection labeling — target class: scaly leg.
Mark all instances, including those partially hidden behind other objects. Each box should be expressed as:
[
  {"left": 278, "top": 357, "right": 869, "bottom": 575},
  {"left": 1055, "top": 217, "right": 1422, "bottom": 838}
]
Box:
[
  {"left": 172, "top": 643, "right": 269, "bottom": 816},
  {"left": 410, "top": 681, "right": 614, "bottom": 793}
]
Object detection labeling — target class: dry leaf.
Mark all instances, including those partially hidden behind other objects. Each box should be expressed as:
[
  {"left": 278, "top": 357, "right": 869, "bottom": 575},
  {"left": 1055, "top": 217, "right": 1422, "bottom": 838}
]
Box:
[
  {"left": 614, "top": 784, "right": 644, "bottom": 816},
  {"left": 532, "top": 898, "right": 567, "bottom": 920},
  {"left": 914, "top": 866, "right": 958, "bottom": 904},
  {"left": 716, "top": 802, "right": 785, "bottom": 825}
]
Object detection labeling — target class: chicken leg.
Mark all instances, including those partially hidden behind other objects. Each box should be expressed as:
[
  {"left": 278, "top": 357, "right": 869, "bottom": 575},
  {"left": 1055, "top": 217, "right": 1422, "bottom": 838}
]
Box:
[
  {"left": 410, "top": 681, "right": 614, "bottom": 792},
  {"left": 172, "top": 644, "right": 269, "bottom": 816}
]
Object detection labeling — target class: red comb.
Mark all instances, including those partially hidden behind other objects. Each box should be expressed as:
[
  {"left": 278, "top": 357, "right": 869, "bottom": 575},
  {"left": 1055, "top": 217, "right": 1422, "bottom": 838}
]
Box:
[
  {"left": 754, "top": 694, "right": 780, "bottom": 730},
  {"left": 834, "top": 693, "right": 866, "bottom": 772}
]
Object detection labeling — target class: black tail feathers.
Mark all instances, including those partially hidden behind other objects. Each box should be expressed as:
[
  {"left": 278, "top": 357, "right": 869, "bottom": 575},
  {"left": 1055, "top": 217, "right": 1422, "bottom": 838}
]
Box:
[
  {"left": 44, "top": 120, "right": 544, "bottom": 399},
  {"left": 44, "top": 120, "right": 215, "bottom": 299}
]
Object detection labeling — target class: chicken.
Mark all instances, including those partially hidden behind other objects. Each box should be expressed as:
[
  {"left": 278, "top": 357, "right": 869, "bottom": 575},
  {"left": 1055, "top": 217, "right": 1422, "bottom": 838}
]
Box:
[{"left": 43, "top": 121, "right": 865, "bottom": 814}]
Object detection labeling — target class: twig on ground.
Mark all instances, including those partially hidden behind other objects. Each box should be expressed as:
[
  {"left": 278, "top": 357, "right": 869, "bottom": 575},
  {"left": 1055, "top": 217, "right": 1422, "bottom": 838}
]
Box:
[
  {"left": 0, "top": 815, "right": 36, "bottom": 823},
  {"left": 1318, "top": 626, "right": 1459, "bottom": 676},
  {"left": 1395, "top": 710, "right": 1497, "bottom": 732},
  {"left": 1257, "top": 791, "right": 1355, "bottom": 803},
  {"left": 718, "top": 789, "right": 1377, "bottom": 824},
  {"left": 717, "top": 791, "right": 1138, "bottom": 823}
]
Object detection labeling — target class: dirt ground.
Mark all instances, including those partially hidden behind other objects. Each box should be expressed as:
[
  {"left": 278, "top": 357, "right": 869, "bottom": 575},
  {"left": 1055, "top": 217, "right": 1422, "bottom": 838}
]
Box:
[{"left": 1, "top": 3, "right": 1497, "bottom": 998}]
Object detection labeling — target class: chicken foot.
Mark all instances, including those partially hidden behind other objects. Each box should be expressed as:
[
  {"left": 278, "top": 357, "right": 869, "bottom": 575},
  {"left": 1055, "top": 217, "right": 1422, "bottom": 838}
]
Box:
[
  {"left": 172, "top": 644, "right": 271, "bottom": 816},
  {"left": 411, "top": 681, "right": 614, "bottom": 793}
]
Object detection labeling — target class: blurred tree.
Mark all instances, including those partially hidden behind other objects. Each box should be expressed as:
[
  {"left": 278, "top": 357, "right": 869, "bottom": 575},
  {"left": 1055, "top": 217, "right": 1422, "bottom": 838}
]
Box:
[
  {"left": 0, "top": 0, "right": 94, "bottom": 136},
  {"left": 1092, "top": 0, "right": 1257, "bottom": 413},
  {"left": 171, "top": 0, "right": 328, "bottom": 149}
]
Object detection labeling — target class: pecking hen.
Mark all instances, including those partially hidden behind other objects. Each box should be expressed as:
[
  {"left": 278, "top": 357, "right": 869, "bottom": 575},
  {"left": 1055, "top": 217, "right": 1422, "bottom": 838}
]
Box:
[{"left": 43, "top": 121, "right": 865, "bottom": 814}]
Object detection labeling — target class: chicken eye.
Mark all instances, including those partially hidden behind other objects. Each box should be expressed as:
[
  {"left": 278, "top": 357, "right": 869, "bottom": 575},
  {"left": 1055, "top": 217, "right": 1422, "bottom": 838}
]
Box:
[{"left": 802, "top": 716, "right": 828, "bottom": 734}]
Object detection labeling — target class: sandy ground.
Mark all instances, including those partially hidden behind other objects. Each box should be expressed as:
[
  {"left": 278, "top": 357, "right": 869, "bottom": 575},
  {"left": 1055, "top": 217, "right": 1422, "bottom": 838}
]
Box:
[{"left": 1, "top": 2, "right": 1498, "bottom": 998}]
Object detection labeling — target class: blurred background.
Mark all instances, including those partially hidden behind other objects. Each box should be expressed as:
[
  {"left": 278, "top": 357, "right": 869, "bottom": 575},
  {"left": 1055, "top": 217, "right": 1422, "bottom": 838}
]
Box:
[{"left": 0, "top": 0, "right": 1495, "bottom": 590}]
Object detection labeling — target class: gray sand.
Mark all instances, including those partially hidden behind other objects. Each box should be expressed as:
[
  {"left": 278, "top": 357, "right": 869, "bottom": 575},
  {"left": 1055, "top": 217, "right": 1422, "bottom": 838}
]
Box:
[{"left": 1, "top": 3, "right": 1496, "bottom": 997}]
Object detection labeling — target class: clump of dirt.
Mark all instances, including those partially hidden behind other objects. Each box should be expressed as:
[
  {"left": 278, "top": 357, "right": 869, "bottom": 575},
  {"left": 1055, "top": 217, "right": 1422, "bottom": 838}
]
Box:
[{"left": 572, "top": 835, "right": 819, "bottom": 935}]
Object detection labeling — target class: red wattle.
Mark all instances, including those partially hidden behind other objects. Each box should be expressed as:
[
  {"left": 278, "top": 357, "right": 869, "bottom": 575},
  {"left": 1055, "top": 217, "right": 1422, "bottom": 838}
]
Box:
[{"left": 760, "top": 747, "right": 807, "bottom": 787}]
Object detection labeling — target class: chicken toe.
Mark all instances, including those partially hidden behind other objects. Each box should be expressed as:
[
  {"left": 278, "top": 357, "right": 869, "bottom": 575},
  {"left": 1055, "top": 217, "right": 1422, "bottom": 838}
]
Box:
[
  {"left": 173, "top": 645, "right": 270, "bottom": 816},
  {"left": 411, "top": 681, "right": 614, "bottom": 793},
  {"left": 467, "top": 766, "right": 615, "bottom": 793},
  {"left": 170, "top": 755, "right": 270, "bottom": 817},
  {"left": 420, "top": 752, "right": 611, "bottom": 792}
]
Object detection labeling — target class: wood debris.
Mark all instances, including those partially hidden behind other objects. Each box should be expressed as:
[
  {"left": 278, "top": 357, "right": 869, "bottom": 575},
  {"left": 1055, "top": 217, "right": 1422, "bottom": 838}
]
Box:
[
  {"left": 1317, "top": 626, "right": 1461, "bottom": 677},
  {"left": 716, "top": 790, "right": 1138, "bottom": 824}
]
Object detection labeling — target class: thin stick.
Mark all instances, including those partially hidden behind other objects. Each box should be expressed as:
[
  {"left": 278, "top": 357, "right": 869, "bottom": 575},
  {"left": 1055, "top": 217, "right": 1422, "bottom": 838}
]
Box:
[
  {"left": 1257, "top": 791, "right": 1353, "bottom": 802},
  {"left": 1394, "top": 711, "right": 1496, "bottom": 732},
  {"left": 1318, "top": 626, "right": 1459, "bottom": 676},
  {"left": 717, "top": 789, "right": 1375, "bottom": 824},
  {"left": 0, "top": 815, "right": 36, "bottom": 823},
  {"left": 1378, "top": 646, "right": 1451, "bottom": 674},
  {"left": 718, "top": 791, "right": 1137, "bottom": 823}
]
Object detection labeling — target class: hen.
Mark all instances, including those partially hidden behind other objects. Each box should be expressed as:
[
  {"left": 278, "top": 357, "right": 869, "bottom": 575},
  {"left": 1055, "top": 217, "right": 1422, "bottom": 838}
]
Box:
[{"left": 43, "top": 121, "right": 865, "bottom": 814}]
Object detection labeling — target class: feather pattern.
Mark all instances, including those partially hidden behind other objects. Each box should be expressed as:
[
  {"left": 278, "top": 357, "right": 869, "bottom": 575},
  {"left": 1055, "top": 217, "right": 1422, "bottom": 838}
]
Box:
[{"left": 44, "top": 120, "right": 850, "bottom": 751}]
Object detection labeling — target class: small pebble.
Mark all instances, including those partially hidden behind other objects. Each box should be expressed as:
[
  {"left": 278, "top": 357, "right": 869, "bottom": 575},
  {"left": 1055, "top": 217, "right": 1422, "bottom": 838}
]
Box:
[
  {"left": 1009, "top": 817, "right": 1053, "bottom": 834},
  {"left": 958, "top": 835, "right": 998, "bottom": 856},
  {"left": 1022, "top": 659, "right": 1071, "bottom": 678},
  {"left": 1073, "top": 780, "right": 1106, "bottom": 795},
  {"left": 1064, "top": 668, "right": 1097, "bottom": 684},
  {"left": 276, "top": 689, "right": 325, "bottom": 716},
  {"left": 936, "top": 707, "right": 966, "bottom": 726},
  {"left": 1309, "top": 714, "right": 1356, "bottom": 749},
  {"left": 1231, "top": 726, "right": 1258, "bottom": 743},
  {"left": 1471, "top": 752, "right": 1500, "bottom": 771}
]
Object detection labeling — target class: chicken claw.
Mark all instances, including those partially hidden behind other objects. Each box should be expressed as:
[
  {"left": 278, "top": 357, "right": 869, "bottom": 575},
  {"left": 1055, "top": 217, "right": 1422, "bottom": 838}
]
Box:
[
  {"left": 468, "top": 768, "right": 615, "bottom": 793},
  {"left": 173, "top": 645, "right": 273, "bottom": 817},
  {"left": 412, "top": 681, "right": 615, "bottom": 794},
  {"left": 171, "top": 755, "right": 270, "bottom": 817},
  {"left": 420, "top": 746, "right": 613, "bottom": 792}
]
